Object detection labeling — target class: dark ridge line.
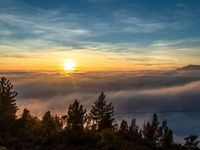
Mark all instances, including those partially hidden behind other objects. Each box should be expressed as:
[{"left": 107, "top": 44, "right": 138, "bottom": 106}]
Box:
[{"left": 114, "top": 109, "right": 200, "bottom": 115}]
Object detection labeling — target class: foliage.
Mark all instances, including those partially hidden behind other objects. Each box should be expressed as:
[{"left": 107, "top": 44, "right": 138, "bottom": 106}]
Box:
[
  {"left": 65, "top": 99, "right": 87, "bottom": 131},
  {"left": 143, "top": 113, "right": 160, "bottom": 146},
  {"left": 90, "top": 92, "right": 115, "bottom": 131},
  {"left": 159, "top": 120, "right": 174, "bottom": 147},
  {"left": 0, "top": 77, "right": 18, "bottom": 133}
]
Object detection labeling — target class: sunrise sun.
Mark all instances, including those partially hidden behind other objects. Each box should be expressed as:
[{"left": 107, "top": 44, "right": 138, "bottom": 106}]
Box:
[{"left": 64, "top": 59, "right": 75, "bottom": 71}]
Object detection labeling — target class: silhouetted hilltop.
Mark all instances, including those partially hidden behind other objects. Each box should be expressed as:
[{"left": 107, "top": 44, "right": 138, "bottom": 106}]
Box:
[{"left": 177, "top": 65, "right": 200, "bottom": 71}]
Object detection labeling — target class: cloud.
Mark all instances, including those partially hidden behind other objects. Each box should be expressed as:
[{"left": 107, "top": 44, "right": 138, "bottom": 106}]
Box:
[
  {"left": 0, "top": 7, "right": 91, "bottom": 50},
  {"left": 151, "top": 38, "right": 200, "bottom": 48},
  {"left": 1, "top": 70, "right": 200, "bottom": 142},
  {"left": 113, "top": 12, "right": 184, "bottom": 33},
  {"left": 111, "top": 80, "right": 200, "bottom": 112},
  {"left": 1, "top": 70, "right": 199, "bottom": 99}
]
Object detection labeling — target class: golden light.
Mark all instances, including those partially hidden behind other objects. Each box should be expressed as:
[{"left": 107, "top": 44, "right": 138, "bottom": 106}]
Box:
[{"left": 64, "top": 59, "right": 75, "bottom": 71}]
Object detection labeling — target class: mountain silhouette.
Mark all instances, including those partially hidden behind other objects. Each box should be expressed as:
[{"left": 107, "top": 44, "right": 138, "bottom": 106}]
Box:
[{"left": 177, "top": 65, "right": 200, "bottom": 71}]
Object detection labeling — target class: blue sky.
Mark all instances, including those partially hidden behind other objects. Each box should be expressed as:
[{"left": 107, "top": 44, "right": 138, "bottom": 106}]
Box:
[{"left": 0, "top": 0, "right": 200, "bottom": 70}]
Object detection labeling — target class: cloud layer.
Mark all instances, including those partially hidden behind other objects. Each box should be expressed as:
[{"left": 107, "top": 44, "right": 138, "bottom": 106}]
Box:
[{"left": 1, "top": 70, "right": 200, "bottom": 142}]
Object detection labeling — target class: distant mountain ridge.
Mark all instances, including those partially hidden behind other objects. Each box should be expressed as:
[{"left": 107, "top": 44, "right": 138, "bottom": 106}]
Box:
[{"left": 177, "top": 65, "right": 200, "bottom": 70}]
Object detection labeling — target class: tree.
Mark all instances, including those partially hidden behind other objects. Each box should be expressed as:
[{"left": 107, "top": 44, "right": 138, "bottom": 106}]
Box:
[
  {"left": 90, "top": 92, "right": 115, "bottom": 131},
  {"left": 143, "top": 114, "right": 160, "bottom": 146},
  {"left": 14, "top": 108, "right": 41, "bottom": 149},
  {"left": 41, "top": 111, "right": 62, "bottom": 141},
  {"left": 129, "top": 119, "right": 142, "bottom": 141},
  {"left": 17, "top": 108, "right": 33, "bottom": 137},
  {"left": 119, "top": 120, "right": 129, "bottom": 132},
  {"left": 118, "top": 120, "right": 129, "bottom": 140},
  {"left": 159, "top": 120, "right": 174, "bottom": 147},
  {"left": 0, "top": 77, "right": 18, "bottom": 132},
  {"left": 184, "top": 135, "right": 199, "bottom": 149},
  {"left": 66, "top": 100, "right": 86, "bottom": 131}
]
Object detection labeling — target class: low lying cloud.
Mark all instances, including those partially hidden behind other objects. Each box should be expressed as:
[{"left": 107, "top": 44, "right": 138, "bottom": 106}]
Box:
[
  {"left": 112, "top": 80, "right": 200, "bottom": 112},
  {"left": 0, "top": 70, "right": 200, "bottom": 143}
]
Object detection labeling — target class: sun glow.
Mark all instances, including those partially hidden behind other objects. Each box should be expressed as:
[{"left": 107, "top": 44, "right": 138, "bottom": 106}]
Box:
[{"left": 64, "top": 59, "right": 75, "bottom": 71}]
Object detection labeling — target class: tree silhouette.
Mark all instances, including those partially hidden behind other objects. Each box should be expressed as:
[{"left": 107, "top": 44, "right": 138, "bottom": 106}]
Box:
[
  {"left": 184, "top": 135, "right": 200, "bottom": 149},
  {"left": 17, "top": 108, "right": 34, "bottom": 137},
  {"left": 66, "top": 99, "right": 86, "bottom": 131},
  {"left": 129, "top": 119, "right": 142, "bottom": 141},
  {"left": 143, "top": 114, "right": 160, "bottom": 147},
  {"left": 119, "top": 120, "right": 129, "bottom": 132},
  {"left": 118, "top": 120, "right": 129, "bottom": 140},
  {"left": 0, "top": 77, "right": 17, "bottom": 133},
  {"left": 41, "top": 111, "right": 62, "bottom": 143},
  {"left": 90, "top": 92, "right": 115, "bottom": 131},
  {"left": 159, "top": 120, "right": 174, "bottom": 147},
  {"left": 14, "top": 108, "right": 42, "bottom": 149}
]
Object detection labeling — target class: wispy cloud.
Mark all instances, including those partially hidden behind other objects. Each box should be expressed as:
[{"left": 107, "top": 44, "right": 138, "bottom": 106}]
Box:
[
  {"left": 113, "top": 12, "right": 183, "bottom": 33},
  {"left": 151, "top": 38, "right": 200, "bottom": 47},
  {"left": 0, "top": 8, "right": 91, "bottom": 47}
]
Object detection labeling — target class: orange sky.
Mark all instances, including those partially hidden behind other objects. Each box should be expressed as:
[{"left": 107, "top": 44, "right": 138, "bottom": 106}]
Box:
[{"left": 0, "top": 49, "right": 188, "bottom": 71}]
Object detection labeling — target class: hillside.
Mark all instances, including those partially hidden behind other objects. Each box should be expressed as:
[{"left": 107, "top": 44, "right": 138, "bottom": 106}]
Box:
[{"left": 177, "top": 65, "right": 200, "bottom": 71}]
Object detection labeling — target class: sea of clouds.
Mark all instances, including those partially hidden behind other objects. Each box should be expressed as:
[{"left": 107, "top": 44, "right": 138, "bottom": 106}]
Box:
[{"left": 0, "top": 70, "right": 200, "bottom": 143}]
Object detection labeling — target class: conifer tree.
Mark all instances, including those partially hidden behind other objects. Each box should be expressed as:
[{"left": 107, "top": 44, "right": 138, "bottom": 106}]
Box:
[
  {"left": 21, "top": 108, "right": 32, "bottom": 121},
  {"left": 66, "top": 99, "right": 86, "bottom": 131},
  {"left": 90, "top": 92, "right": 115, "bottom": 131},
  {"left": 159, "top": 120, "right": 174, "bottom": 147},
  {"left": 0, "top": 77, "right": 18, "bottom": 132},
  {"left": 129, "top": 119, "right": 142, "bottom": 140},
  {"left": 119, "top": 120, "right": 129, "bottom": 132},
  {"left": 15, "top": 108, "right": 41, "bottom": 145},
  {"left": 118, "top": 120, "right": 129, "bottom": 139},
  {"left": 42, "top": 111, "right": 62, "bottom": 139},
  {"left": 129, "top": 119, "right": 139, "bottom": 134},
  {"left": 18, "top": 108, "right": 33, "bottom": 137},
  {"left": 143, "top": 114, "right": 160, "bottom": 146}
]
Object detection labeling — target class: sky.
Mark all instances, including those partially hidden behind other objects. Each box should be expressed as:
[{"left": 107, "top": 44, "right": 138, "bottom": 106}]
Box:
[
  {"left": 0, "top": 0, "right": 200, "bottom": 71},
  {"left": 1, "top": 0, "right": 200, "bottom": 143}
]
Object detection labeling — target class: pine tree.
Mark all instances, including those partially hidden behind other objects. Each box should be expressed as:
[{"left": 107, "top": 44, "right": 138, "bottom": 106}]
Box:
[
  {"left": 15, "top": 108, "right": 41, "bottom": 144},
  {"left": 41, "top": 111, "right": 62, "bottom": 139},
  {"left": 143, "top": 114, "right": 160, "bottom": 146},
  {"left": 129, "top": 119, "right": 142, "bottom": 141},
  {"left": 18, "top": 108, "right": 33, "bottom": 137},
  {"left": 119, "top": 120, "right": 129, "bottom": 132},
  {"left": 118, "top": 120, "right": 129, "bottom": 139},
  {"left": 21, "top": 108, "right": 32, "bottom": 121},
  {"left": 90, "top": 92, "right": 115, "bottom": 131},
  {"left": 159, "top": 120, "right": 174, "bottom": 147},
  {"left": 0, "top": 77, "right": 18, "bottom": 132},
  {"left": 66, "top": 99, "right": 86, "bottom": 131}
]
